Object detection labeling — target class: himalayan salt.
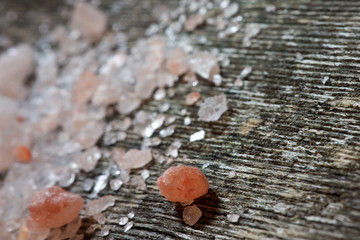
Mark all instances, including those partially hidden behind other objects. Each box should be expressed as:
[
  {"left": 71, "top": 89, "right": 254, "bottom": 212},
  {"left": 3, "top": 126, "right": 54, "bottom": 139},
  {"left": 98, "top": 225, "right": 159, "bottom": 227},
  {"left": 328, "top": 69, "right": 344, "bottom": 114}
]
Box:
[
  {"left": 165, "top": 48, "right": 188, "bottom": 76},
  {"left": 227, "top": 213, "right": 240, "bottom": 223},
  {"left": 74, "top": 120, "right": 104, "bottom": 149},
  {"left": 183, "top": 205, "right": 202, "bottom": 226},
  {"left": 70, "top": 2, "right": 108, "bottom": 42},
  {"left": 198, "top": 95, "right": 228, "bottom": 121},
  {"left": 28, "top": 186, "right": 83, "bottom": 229},
  {"left": 117, "top": 91, "right": 141, "bottom": 115},
  {"left": 135, "top": 72, "right": 157, "bottom": 99},
  {"left": 243, "top": 23, "right": 261, "bottom": 47},
  {"left": 85, "top": 195, "right": 116, "bottom": 216},
  {"left": 188, "top": 52, "right": 219, "bottom": 80},
  {"left": 184, "top": 14, "right": 205, "bottom": 32},
  {"left": 115, "top": 149, "right": 152, "bottom": 170},
  {"left": 131, "top": 175, "right": 147, "bottom": 190},
  {"left": 0, "top": 44, "right": 34, "bottom": 99},
  {"left": 185, "top": 92, "right": 201, "bottom": 106},
  {"left": 13, "top": 146, "right": 32, "bottom": 163},
  {"left": 110, "top": 179, "right": 123, "bottom": 191},
  {"left": 74, "top": 147, "right": 101, "bottom": 172},
  {"left": 157, "top": 165, "right": 209, "bottom": 202},
  {"left": 72, "top": 71, "right": 102, "bottom": 104},
  {"left": 223, "top": 3, "right": 239, "bottom": 18}
]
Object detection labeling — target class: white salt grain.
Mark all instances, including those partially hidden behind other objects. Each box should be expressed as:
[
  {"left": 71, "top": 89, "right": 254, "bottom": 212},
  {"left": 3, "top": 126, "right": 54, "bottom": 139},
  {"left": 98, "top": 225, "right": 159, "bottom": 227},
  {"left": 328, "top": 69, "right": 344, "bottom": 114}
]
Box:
[
  {"left": 127, "top": 212, "right": 135, "bottom": 219},
  {"left": 213, "top": 74, "right": 222, "bottom": 86},
  {"left": 110, "top": 179, "right": 123, "bottom": 191},
  {"left": 119, "top": 217, "right": 129, "bottom": 226},
  {"left": 240, "top": 66, "right": 252, "bottom": 79},
  {"left": 198, "top": 95, "right": 228, "bottom": 121},
  {"left": 190, "top": 130, "right": 205, "bottom": 142},
  {"left": 227, "top": 214, "right": 240, "bottom": 223},
  {"left": 124, "top": 221, "right": 134, "bottom": 232},
  {"left": 116, "top": 149, "right": 152, "bottom": 170},
  {"left": 141, "top": 169, "right": 150, "bottom": 180},
  {"left": 82, "top": 178, "right": 94, "bottom": 192},
  {"left": 184, "top": 117, "right": 191, "bottom": 125},
  {"left": 322, "top": 76, "right": 329, "bottom": 84},
  {"left": 92, "top": 174, "right": 108, "bottom": 194}
]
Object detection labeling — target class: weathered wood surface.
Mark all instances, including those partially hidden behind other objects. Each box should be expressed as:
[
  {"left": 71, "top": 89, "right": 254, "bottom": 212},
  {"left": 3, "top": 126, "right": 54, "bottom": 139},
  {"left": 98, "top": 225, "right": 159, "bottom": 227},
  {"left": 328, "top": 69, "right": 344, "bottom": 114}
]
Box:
[{"left": 1, "top": 0, "right": 360, "bottom": 239}]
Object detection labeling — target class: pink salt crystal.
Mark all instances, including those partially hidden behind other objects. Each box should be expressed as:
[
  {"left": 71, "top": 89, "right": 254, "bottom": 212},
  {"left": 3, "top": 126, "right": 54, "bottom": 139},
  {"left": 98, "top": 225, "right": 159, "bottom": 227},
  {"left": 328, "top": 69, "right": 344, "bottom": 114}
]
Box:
[
  {"left": 198, "top": 94, "right": 228, "bottom": 121},
  {"left": 165, "top": 48, "right": 188, "bottom": 76},
  {"left": 115, "top": 149, "right": 152, "bottom": 170},
  {"left": 74, "top": 147, "right": 101, "bottom": 172},
  {"left": 0, "top": 44, "right": 34, "bottom": 99},
  {"left": 72, "top": 71, "right": 102, "bottom": 104},
  {"left": 185, "top": 92, "right": 201, "bottom": 106},
  {"left": 135, "top": 72, "right": 158, "bottom": 99},
  {"left": 157, "top": 165, "right": 209, "bottom": 202},
  {"left": 92, "top": 83, "right": 119, "bottom": 106},
  {"left": 184, "top": 14, "right": 205, "bottom": 32},
  {"left": 117, "top": 91, "right": 141, "bottom": 115},
  {"left": 85, "top": 195, "right": 116, "bottom": 216},
  {"left": 183, "top": 205, "right": 202, "bottom": 226},
  {"left": 28, "top": 186, "right": 83, "bottom": 229},
  {"left": 70, "top": 2, "right": 108, "bottom": 42},
  {"left": 74, "top": 120, "right": 104, "bottom": 149},
  {"left": 188, "top": 52, "right": 219, "bottom": 80}
]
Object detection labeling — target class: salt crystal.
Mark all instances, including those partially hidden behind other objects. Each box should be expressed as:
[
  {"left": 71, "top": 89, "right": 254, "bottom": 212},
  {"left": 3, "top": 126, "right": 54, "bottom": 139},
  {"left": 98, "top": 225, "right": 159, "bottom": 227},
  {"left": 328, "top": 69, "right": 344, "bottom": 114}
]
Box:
[
  {"left": 74, "top": 147, "right": 101, "bottom": 172},
  {"left": 92, "top": 175, "right": 108, "bottom": 194},
  {"left": 74, "top": 120, "right": 104, "bottom": 149},
  {"left": 322, "top": 76, "right": 329, "bottom": 84},
  {"left": 127, "top": 212, "right": 135, "bottom": 219},
  {"left": 93, "top": 213, "right": 106, "bottom": 224},
  {"left": 234, "top": 77, "right": 244, "bottom": 87},
  {"left": 239, "top": 66, "right": 252, "bottom": 79},
  {"left": 184, "top": 117, "right": 191, "bottom": 125},
  {"left": 223, "top": 3, "right": 239, "bottom": 18},
  {"left": 159, "top": 125, "right": 176, "bottom": 137},
  {"left": 213, "top": 74, "right": 222, "bottom": 86},
  {"left": 115, "top": 149, "right": 152, "bottom": 170},
  {"left": 180, "top": 109, "right": 187, "bottom": 116},
  {"left": 167, "top": 88, "right": 176, "bottom": 97},
  {"left": 185, "top": 92, "right": 201, "bottom": 106},
  {"left": 154, "top": 88, "right": 166, "bottom": 100},
  {"left": 141, "top": 169, "right": 150, "bottom": 180},
  {"left": 119, "top": 217, "right": 129, "bottom": 226},
  {"left": 85, "top": 195, "right": 116, "bottom": 216},
  {"left": 110, "top": 179, "right": 123, "bottom": 191},
  {"left": 131, "top": 175, "right": 147, "bottom": 190},
  {"left": 70, "top": 2, "right": 107, "bottom": 42},
  {"left": 99, "top": 225, "right": 111, "bottom": 236},
  {"left": 243, "top": 23, "right": 261, "bottom": 47},
  {"left": 159, "top": 103, "right": 170, "bottom": 112},
  {"left": 82, "top": 178, "right": 94, "bottom": 192},
  {"left": 117, "top": 91, "right": 141, "bottom": 115},
  {"left": 165, "top": 48, "right": 188, "bottom": 76},
  {"left": 198, "top": 95, "right": 228, "bottom": 121},
  {"left": 189, "top": 51, "right": 219, "bottom": 80},
  {"left": 220, "top": 0, "right": 230, "bottom": 8},
  {"left": 296, "top": 52, "right": 303, "bottom": 60},
  {"left": 58, "top": 170, "right": 76, "bottom": 188},
  {"left": 165, "top": 115, "right": 177, "bottom": 125},
  {"left": 228, "top": 171, "right": 236, "bottom": 178},
  {"left": 184, "top": 14, "right": 205, "bottom": 32},
  {"left": 190, "top": 130, "right": 205, "bottom": 142},
  {"left": 72, "top": 71, "right": 101, "bottom": 104},
  {"left": 124, "top": 221, "right": 134, "bottom": 232},
  {"left": 183, "top": 205, "right": 202, "bottom": 226},
  {"left": 266, "top": 5, "right": 276, "bottom": 12},
  {"left": 58, "top": 217, "right": 82, "bottom": 240},
  {"left": 227, "top": 213, "right": 240, "bottom": 223}
]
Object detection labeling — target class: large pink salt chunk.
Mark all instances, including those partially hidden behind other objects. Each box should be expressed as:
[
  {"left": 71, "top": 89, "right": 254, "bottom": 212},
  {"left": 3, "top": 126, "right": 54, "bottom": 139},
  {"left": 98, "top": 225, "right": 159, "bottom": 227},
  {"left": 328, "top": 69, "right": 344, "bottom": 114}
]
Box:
[
  {"left": 70, "top": 2, "right": 107, "bottom": 42},
  {"left": 28, "top": 186, "right": 83, "bottom": 229},
  {"left": 157, "top": 165, "right": 209, "bottom": 202},
  {"left": 72, "top": 71, "right": 102, "bottom": 104}
]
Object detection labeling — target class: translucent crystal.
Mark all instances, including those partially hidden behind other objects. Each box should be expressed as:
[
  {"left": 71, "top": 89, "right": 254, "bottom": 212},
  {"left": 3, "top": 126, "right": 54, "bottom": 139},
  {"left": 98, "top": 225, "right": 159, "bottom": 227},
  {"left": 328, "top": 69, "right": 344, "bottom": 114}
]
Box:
[
  {"left": 212, "top": 74, "right": 222, "bottom": 86},
  {"left": 223, "top": 3, "right": 239, "bottom": 18},
  {"left": 198, "top": 95, "right": 228, "bottom": 121},
  {"left": 159, "top": 125, "right": 176, "bottom": 137},
  {"left": 185, "top": 92, "right": 201, "bottom": 106},
  {"left": 190, "top": 130, "right": 205, "bottom": 142},
  {"left": 227, "top": 213, "right": 240, "bottom": 223},
  {"left": 85, "top": 195, "right": 116, "bottom": 216},
  {"left": 119, "top": 217, "right": 129, "bottom": 226},
  {"left": 124, "top": 221, "right": 134, "bottom": 232},
  {"left": 239, "top": 66, "right": 252, "bottom": 79},
  {"left": 154, "top": 88, "right": 166, "bottom": 100},
  {"left": 127, "top": 212, "right": 135, "bottom": 219},
  {"left": 183, "top": 205, "right": 202, "bottom": 226},
  {"left": 93, "top": 213, "right": 106, "bottom": 224},
  {"left": 243, "top": 23, "right": 261, "bottom": 47},
  {"left": 184, "top": 117, "right": 191, "bottom": 125},
  {"left": 188, "top": 51, "right": 219, "bottom": 80},
  {"left": 98, "top": 225, "right": 111, "bottom": 236},
  {"left": 141, "top": 169, "right": 150, "bottom": 180},
  {"left": 82, "top": 178, "right": 94, "bottom": 192},
  {"left": 110, "top": 179, "right": 123, "bottom": 191},
  {"left": 184, "top": 14, "right": 205, "bottom": 32},
  {"left": 115, "top": 149, "right": 152, "bottom": 170},
  {"left": 74, "top": 147, "right": 101, "bottom": 172},
  {"left": 92, "top": 175, "right": 109, "bottom": 194}
]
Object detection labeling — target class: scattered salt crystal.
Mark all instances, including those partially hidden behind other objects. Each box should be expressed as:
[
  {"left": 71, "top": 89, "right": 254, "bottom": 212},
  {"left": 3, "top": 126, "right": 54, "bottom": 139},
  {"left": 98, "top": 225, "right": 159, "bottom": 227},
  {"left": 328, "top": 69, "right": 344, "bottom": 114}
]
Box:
[
  {"left": 190, "top": 130, "right": 205, "bottom": 142},
  {"left": 70, "top": 2, "right": 107, "bottom": 42},
  {"left": 185, "top": 92, "right": 201, "bottom": 106},
  {"left": 183, "top": 205, "right": 202, "bottom": 226},
  {"left": 82, "top": 178, "right": 94, "bottom": 192},
  {"left": 119, "top": 217, "right": 129, "bottom": 226},
  {"left": 99, "top": 226, "right": 111, "bottom": 236},
  {"left": 159, "top": 125, "right": 176, "bottom": 137},
  {"left": 58, "top": 170, "right": 76, "bottom": 188},
  {"left": 220, "top": 0, "right": 230, "bottom": 8},
  {"left": 188, "top": 51, "right": 219, "bottom": 80},
  {"left": 223, "top": 3, "right": 239, "bottom": 18},
  {"left": 72, "top": 71, "right": 101, "bottom": 104},
  {"left": 117, "top": 92, "right": 141, "bottom": 115},
  {"left": 225, "top": 24, "right": 240, "bottom": 35},
  {"left": 159, "top": 103, "right": 170, "bottom": 112},
  {"left": 116, "top": 149, "right": 152, "bottom": 170},
  {"left": 120, "top": 170, "right": 131, "bottom": 183},
  {"left": 110, "top": 179, "right": 123, "bottom": 191},
  {"left": 296, "top": 52, "right": 303, "bottom": 60},
  {"left": 74, "top": 147, "right": 101, "bottom": 172},
  {"left": 202, "top": 163, "right": 210, "bottom": 169},
  {"left": 85, "top": 195, "right": 116, "bottom": 216},
  {"left": 165, "top": 115, "right": 177, "bottom": 125},
  {"left": 124, "top": 221, "right": 134, "bottom": 232},
  {"left": 167, "top": 88, "right": 176, "bottom": 98},
  {"left": 127, "top": 212, "right": 135, "bottom": 219},
  {"left": 322, "top": 76, "right": 329, "bottom": 84},
  {"left": 227, "top": 213, "right": 240, "bottom": 223},
  {"left": 141, "top": 169, "right": 150, "bottom": 180},
  {"left": 240, "top": 66, "right": 252, "bottom": 79},
  {"left": 184, "top": 14, "right": 205, "bottom": 32},
  {"left": 92, "top": 175, "right": 109, "bottom": 194},
  {"left": 243, "top": 23, "right": 261, "bottom": 47},
  {"left": 198, "top": 95, "right": 228, "bottom": 121},
  {"left": 154, "top": 88, "right": 166, "bottom": 100},
  {"left": 142, "top": 137, "right": 162, "bottom": 148},
  {"left": 228, "top": 171, "right": 236, "bottom": 178},
  {"left": 165, "top": 48, "right": 188, "bottom": 75},
  {"left": 93, "top": 213, "right": 106, "bottom": 225},
  {"left": 234, "top": 77, "right": 244, "bottom": 87},
  {"left": 213, "top": 74, "right": 222, "bottom": 86},
  {"left": 131, "top": 175, "right": 147, "bottom": 190},
  {"left": 184, "top": 117, "right": 191, "bottom": 125}
]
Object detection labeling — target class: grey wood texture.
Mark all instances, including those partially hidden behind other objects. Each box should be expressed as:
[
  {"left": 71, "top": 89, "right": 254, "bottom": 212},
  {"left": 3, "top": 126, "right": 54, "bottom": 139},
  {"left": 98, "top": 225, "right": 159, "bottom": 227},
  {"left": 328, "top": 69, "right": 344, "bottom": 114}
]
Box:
[{"left": 1, "top": 0, "right": 360, "bottom": 239}]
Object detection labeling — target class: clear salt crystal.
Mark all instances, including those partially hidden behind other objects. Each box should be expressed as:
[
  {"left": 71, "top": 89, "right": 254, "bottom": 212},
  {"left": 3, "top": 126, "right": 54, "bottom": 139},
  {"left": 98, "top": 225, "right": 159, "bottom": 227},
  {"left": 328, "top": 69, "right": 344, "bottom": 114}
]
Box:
[
  {"left": 92, "top": 174, "right": 109, "bottom": 194},
  {"left": 322, "top": 76, "right": 329, "bottom": 84},
  {"left": 110, "top": 179, "right": 123, "bottom": 191},
  {"left": 228, "top": 171, "right": 236, "bottom": 178},
  {"left": 86, "top": 224, "right": 100, "bottom": 234},
  {"left": 220, "top": 0, "right": 230, "bottom": 8},
  {"left": 82, "top": 178, "right": 94, "bottom": 192},
  {"left": 183, "top": 205, "right": 202, "bottom": 226},
  {"left": 296, "top": 52, "right": 303, "bottom": 60},
  {"left": 117, "top": 91, "right": 141, "bottom": 115},
  {"left": 159, "top": 125, "right": 176, "bottom": 137},
  {"left": 184, "top": 117, "right": 191, "bottom": 125},
  {"left": 165, "top": 115, "right": 176, "bottom": 125},
  {"left": 74, "top": 147, "right": 102, "bottom": 172},
  {"left": 167, "top": 88, "right": 176, "bottom": 97},
  {"left": 141, "top": 169, "right": 150, "bottom": 180},
  {"left": 240, "top": 66, "right": 252, "bottom": 79},
  {"left": 159, "top": 103, "right": 170, "bottom": 112},
  {"left": 223, "top": 3, "right": 239, "bottom": 18},
  {"left": 124, "top": 221, "right": 134, "bottom": 232},
  {"left": 131, "top": 175, "right": 147, "bottom": 190},
  {"left": 85, "top": 195, "right": 116, "bottom": 216},
  {"left": 227, "top": 213, "right": 240, "bottom": 223},
  {"left": 184, "top": 14, "right": 205, "bottom": 32},
  {"left": 213, "top": 74, "right": 222, "bottom": 86},
  {"left": 189, "top": 51, "right": 219, "bottom": 80},
  {"left": 202, "top": 163, "right": 210, "bottom": 169},
  {"left": 119, "top": 217, "right": 129, "bottom": 226},
  {"left": 127, "top": 212, "right": 135, "bottom": 219},
  {"left": 225, "top": 24, "right": 240, "bottom": 35},
  {"left": 266, "top": 5, "right": 276, "bottom": 12},
  {"left": 154, "top": 88, "right": 166, "bottom": 100},
  {"left": 198, "top": 95, "right": 228, "bottom": 121},
  {"left": 190, "top": 130, "right": 205, "bottom": 142},
  {"left": 180, "top": 109, "right": 187, "bottom": 116}
]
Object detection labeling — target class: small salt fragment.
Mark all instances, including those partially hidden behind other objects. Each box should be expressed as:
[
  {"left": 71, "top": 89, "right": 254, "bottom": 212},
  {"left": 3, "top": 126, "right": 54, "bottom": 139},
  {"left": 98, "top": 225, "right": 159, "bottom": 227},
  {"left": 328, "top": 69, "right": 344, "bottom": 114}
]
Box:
[
  {"left": 166, "top": 157, "right": 175, "bottom": 165},
  {"left": 296, "top": 52, "right": 303, "bottom": 60},
  {"left": 124, "top": 221, "right": 134, "bottom": 232},
  {"left": 58, "top": 170, "right": 76, "bottom": 188},
  {"left": 116, "top": 149, "right": 152, "bottom": 170},
  {"left": 142, "top": 137, "right": 162, "bottom": 149},
  {"left": 154, "top": 88, "right": 166, "bottom": 100},
  {"left": 99, "top": 226, "right": 111, "bottom": 236},
  {"left": 190, "top": 130, "right": 205, "bottom": 142},
  {"left": 202, "top": 163, "right": 210, "bottom": 169},
  {"left": 185, "top": 92, "right": 201, "bottom": 106},
  {"left": 266, "top": 5, "right": 276, "bottom": 12},
  {"left": 165, "top": 115, "right": 177, "bottom": 125},
  {"left": 184, "top": 14, "right": 205, "bottom": 32},
  {"left": 85, "top": 195, "right": 116, "bottom": 216},
  {"left": 83, "top": 179, "right": 94, "bottom": 192},
  {"left": 220, "top": 0, "right": 230, "bottom": 8},
  {"left": 92, "top": 175, "right": 109, "bottom": 194},
  {"left": 188, "top": 51, "right": 219, "bottom": 80},
  {"left": 110, "top": 179, "right": 123, "bottom": 191},
  {"left": 159, "top": 103, "right": 170, "bottom": 112},
  {"left": 165, "top": 48, "right": 188, "bottom": 76},
  {"left": 93, "top": 213, "right": 106, "bottom": 225},
  {"left": 70, "top": 2, "right": 107, "bottom": 42},
  {"left": 243, "top": 23, "right": 261, "bottom": 47},
  {"left": 127, "top": 212, "right": 135, "bottom": 219},
  {"left": 180, "top": 109, "right": 187, "bottom": 116},
  {"left": 183, "top": 205, "right": 202, "bottom": 226},
  {"left": 120, "top": 170, "right": 131, "bottom": 183},
  {"left": 72, "top": 71, "right": 101, "bottom": 104},
  {"left": 141, "top": 169, "right": 150, "bottom": 180},
  {"left": 28, "top": 186, "right": 83, "bottom": 229},
  {"left": 159, "top": 125, "right": 176, "bottom": 137},
  {"left": 167, "top": 88, "right": 176, "bottom": 98},
  {"left": 227, "top": 214, "right": 240, "bottom": 223},
  {"left": 213, "top": 74, "right": 222, "bottom": 86},
  {"left": 225, "top": 24, "right": 240, "bottom": 36},
  {"left": 223, "top": 3, "right": 239, "bottom": 18},
  {"left": 119, "top": 217, "right": 129, "bottom": 226},
  {"left": 228, "top": 171, "right": 236, "bottom": 178},
  {"left": 234, "top": 77, "right": 244, "bottom": 87},
  {"left": 58, "top": 217, "right": 82, "bottom": 240},
  {"left": 240, "top": 66, "right": 252, "bottom": 79},
  {"left": 184, "top": 117, "right": 191, "bottom": 125},
  {"left": 198, "top": 95, "right": 228, "bottom": 121},
  {"left": 131, "top": 175, "right": 147, "bottom": 190},
  {"left": 74, "top": 147, "right": 101, "bottom": 172},
  {"left": 322, "top": 76, "right": 329, "bottom": 84},
  {"left": 117, "top": 92, "right": 141, "bottom": 115}
]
